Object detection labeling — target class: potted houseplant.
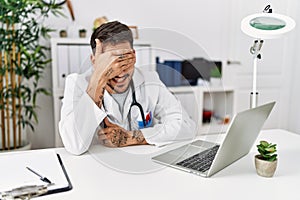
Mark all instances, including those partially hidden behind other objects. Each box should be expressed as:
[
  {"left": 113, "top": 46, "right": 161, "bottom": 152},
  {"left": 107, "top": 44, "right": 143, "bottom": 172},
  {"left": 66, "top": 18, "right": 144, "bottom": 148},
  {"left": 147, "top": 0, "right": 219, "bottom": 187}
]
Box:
[
  {"left": 255, "top": 140, "right": 278, "bottom": 177},
  {"left": 0, "top": 0, "right": 63, "bottom": 150},
  {"left": 79, "top": 29, "right": 87, "bottom": 38},
  {"left": 60, "top": 29, "right": 68, "bottom": 38}
]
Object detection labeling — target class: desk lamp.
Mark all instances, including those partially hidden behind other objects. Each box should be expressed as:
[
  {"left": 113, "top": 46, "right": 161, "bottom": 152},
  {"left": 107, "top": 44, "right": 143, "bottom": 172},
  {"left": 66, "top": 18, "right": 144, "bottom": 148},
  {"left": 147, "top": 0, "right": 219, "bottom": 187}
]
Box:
[{"left": 241, "top": 5, "right": 295, "bottom": 108}]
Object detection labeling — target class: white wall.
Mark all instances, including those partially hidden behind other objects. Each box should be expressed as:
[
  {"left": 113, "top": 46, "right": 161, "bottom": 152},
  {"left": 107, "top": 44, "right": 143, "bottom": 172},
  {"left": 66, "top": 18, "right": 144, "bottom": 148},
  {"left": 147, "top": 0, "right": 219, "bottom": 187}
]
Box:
[
  {"left": 46, "top": 0, "right": 230, "bottom": 59},
  {"left": 32, "top": 0, "right": 300, "bottom": 149},
  {"left": 223, "top": 0, "right": 298, "bottom": 130},
  {"left": 287, "top": 0, "right": 300, "bottom": 134}
]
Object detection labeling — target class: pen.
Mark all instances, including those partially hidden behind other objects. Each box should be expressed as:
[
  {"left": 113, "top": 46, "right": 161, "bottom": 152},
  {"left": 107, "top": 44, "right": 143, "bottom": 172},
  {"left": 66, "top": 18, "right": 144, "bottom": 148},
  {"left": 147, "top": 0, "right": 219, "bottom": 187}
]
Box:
[{"left": 26, "top": 167, "right": 52, "bottom": 184}]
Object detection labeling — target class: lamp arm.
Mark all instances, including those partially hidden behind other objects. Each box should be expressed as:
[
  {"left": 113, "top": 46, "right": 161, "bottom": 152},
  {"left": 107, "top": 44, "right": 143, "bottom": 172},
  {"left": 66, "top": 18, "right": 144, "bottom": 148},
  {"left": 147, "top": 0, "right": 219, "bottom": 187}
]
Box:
[
  {"left": 250, "top": 39, "right": 263, "bottom": 108},
  {"left": 250, "top": 40, "right": 264, "bottom": 55}
]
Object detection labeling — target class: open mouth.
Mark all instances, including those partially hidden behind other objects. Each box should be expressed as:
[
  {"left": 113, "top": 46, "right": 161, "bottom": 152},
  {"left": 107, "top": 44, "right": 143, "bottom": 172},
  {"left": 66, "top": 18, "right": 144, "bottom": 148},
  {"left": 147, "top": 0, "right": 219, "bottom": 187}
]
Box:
[{"left": 112, "top": 74, "right": 129, "bottom": 84}]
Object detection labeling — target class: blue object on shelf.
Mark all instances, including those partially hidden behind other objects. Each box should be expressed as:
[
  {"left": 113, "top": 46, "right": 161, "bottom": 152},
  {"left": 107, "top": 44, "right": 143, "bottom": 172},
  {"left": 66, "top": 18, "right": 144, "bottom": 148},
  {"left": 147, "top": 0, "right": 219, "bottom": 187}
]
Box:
[{"left": 156, "top": 58, "right": 183, "bottom": 87}]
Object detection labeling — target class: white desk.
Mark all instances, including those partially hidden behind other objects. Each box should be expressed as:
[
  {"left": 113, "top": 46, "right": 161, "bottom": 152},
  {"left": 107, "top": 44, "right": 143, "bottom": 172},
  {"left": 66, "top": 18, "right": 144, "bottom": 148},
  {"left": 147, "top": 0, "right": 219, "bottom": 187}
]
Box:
[{"left": 3, "top": 129, "right": 300, "bottom": 200}]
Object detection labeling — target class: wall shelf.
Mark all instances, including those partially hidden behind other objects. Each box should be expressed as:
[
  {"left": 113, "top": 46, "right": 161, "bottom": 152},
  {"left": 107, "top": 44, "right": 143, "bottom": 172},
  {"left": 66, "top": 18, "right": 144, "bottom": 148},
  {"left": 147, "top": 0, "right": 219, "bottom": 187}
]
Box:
[{"left": 169, "top": 85, "right": 234, "bottom": 135}]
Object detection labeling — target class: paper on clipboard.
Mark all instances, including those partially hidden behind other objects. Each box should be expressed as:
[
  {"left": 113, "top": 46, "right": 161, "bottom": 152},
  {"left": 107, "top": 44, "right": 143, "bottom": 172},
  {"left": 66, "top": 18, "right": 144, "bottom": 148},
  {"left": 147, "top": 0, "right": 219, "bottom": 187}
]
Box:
[{"left": 0, "top": 149, "right": 70, "bottom": 193}]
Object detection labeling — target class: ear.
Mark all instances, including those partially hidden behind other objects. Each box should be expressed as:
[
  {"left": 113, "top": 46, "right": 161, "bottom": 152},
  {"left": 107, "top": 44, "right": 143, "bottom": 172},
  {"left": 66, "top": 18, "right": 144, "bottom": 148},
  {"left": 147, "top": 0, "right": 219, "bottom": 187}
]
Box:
[
  {"left": 90, "top": 54, "right": 95, "bottom": 67},
  {"left": 133, "top": 49, "right": 136, "bottom": 65}
]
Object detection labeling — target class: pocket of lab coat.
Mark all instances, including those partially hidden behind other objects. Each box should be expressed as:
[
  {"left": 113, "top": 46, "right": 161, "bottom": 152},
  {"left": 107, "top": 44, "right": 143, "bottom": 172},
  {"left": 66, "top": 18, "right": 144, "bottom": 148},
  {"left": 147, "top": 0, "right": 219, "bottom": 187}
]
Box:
[
  {"left": 130, "top": 107, "right": 152, "bottom": 130},
  {"left": 137, "top": 111, "right": 152, "bottom": 129}
]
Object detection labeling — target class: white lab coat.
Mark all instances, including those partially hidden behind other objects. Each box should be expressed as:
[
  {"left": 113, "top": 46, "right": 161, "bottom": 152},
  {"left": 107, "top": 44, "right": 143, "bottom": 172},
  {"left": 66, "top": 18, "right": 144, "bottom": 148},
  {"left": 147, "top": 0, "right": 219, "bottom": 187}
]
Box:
[{"left": 59, "top": 68, "right": 196, "bottom": 155}]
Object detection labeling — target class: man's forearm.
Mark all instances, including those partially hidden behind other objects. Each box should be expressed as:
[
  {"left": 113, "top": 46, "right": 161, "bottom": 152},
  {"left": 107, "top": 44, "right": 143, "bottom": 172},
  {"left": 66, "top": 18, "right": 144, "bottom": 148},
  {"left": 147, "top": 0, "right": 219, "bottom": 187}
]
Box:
[
  {"left": 100, "top": 128, "right": 148, "bottom": 147},
  {"left": 112, "top": 130, "right": 148, "bottom": 147},
  {"left": 131, "top": 130, "right": 147, "bottom": 145},
  {"left": 86, "top": 78, "right": 106, "bottom": 108}
]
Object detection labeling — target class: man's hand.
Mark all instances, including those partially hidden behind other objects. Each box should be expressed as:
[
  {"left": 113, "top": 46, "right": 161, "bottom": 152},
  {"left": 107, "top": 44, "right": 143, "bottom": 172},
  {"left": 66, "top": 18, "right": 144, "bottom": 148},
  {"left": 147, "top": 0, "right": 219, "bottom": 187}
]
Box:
[
  {"left": 93, "top": 39, "right": 135, "bottom": 81},
  {"left": 86, "top": 39, "right": 135, "bottom": 107},
  {"left": 98, "top": 118, "right": 148, "bottom": 147}
]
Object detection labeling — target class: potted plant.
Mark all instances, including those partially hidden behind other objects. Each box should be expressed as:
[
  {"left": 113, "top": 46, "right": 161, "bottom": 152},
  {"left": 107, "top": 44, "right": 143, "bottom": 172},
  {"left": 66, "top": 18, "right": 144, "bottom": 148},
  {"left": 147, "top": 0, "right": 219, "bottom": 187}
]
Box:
[
  {"left": 255, "top": 140, "right": 278, "bottom": 177},
  {"left": 79, "top": 29, "right": 87, "bottom": 38},
  {"left": 60, "top": 29, "right": 68, "bottom": 38},
  {"left": 0, "top": 0, "right": 63, "bottom": 150}
]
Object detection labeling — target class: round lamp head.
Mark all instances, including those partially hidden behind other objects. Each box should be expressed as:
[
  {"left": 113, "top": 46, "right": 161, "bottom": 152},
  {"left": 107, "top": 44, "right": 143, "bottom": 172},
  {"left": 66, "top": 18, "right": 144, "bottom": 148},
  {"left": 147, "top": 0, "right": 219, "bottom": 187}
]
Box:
[{"left": 241, "top": 13, "right": 295, "bottom": 39}]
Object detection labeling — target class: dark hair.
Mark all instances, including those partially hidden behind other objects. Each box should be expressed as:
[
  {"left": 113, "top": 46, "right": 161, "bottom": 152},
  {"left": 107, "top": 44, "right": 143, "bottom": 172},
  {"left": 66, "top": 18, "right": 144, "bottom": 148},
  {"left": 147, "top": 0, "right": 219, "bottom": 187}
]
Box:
[{"left": 90, "top": 21, "right": 133, "bottom": 54}]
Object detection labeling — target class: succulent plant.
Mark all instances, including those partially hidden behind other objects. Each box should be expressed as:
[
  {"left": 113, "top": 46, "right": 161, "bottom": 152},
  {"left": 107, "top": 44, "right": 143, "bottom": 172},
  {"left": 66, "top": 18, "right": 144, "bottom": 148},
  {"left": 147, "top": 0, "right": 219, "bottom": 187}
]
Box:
[{"left": 257, "top": 140, "right": 277, "bottom": 162}]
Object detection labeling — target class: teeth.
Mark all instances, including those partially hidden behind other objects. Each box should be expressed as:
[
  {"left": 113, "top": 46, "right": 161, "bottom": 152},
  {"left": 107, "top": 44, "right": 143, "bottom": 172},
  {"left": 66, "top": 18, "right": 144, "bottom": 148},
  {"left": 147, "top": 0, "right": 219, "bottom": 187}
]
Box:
[{"left": 115, "top": 76, "right": 126, "bottom": 83}]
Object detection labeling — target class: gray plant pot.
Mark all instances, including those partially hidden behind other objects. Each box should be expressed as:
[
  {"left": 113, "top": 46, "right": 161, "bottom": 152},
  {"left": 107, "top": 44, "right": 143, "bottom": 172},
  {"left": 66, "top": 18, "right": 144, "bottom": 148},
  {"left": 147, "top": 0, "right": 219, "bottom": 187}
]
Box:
[
  {"left": 255, "top": 155, "right": 277, "bottom": 177},
  {"left": 0, "top": 141, "right": 31, "bottom": 152}
]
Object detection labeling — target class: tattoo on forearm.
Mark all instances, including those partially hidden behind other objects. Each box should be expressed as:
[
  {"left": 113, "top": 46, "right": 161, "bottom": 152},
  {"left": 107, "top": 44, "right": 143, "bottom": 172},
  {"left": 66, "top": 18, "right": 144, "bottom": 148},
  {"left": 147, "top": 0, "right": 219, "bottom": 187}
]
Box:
[
  {"left": 111, "top": 129, "right": 128, "bottom": 147},
  {"left": 95, "top": 87, "right": 105, "bottom": 108},
  {"left": 132, "top": 130, "right": 145, "bottom": 144}
]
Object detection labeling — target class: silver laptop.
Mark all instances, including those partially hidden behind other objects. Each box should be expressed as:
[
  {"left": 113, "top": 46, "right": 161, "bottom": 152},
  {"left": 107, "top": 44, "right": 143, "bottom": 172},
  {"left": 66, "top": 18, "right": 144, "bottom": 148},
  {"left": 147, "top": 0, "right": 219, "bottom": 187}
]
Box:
[{"left": 152, "top": 101, "right": 275, "bottom": 177}]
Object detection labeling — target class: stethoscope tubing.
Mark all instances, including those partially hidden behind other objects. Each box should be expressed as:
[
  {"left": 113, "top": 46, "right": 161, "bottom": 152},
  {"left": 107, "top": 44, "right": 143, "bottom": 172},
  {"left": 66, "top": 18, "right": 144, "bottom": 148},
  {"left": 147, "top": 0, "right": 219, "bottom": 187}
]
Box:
[
  {"left": 129, "top": 81, "right": 146, "bottom": 127},
  {"left": 102, "top": 80, "right": 147, "bottom": 130}
]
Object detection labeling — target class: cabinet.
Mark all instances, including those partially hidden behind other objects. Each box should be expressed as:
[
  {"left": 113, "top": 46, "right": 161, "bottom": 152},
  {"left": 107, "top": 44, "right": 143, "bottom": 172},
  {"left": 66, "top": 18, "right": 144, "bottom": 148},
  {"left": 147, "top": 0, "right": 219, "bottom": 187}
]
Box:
[
  {"left": 169, "top": 86, "right": 234, "bottom": 135},
  {"left": 50, "top": 38, "right": 154, "bottom": 147}
]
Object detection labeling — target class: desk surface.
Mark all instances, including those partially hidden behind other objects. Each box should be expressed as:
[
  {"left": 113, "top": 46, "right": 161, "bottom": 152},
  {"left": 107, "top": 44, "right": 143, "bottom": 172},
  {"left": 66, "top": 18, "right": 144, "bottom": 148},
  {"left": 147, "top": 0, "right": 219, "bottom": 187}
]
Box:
[{"left": 3, "top": 129, "right": 300, "bottom": 200}]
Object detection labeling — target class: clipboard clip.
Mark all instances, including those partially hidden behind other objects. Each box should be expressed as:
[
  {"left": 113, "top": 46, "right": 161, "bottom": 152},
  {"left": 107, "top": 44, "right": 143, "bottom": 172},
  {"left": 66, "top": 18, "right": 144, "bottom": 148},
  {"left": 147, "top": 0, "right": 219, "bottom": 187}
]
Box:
[{"left": 0, "top": 184, "right": 48, "bottom": 200}]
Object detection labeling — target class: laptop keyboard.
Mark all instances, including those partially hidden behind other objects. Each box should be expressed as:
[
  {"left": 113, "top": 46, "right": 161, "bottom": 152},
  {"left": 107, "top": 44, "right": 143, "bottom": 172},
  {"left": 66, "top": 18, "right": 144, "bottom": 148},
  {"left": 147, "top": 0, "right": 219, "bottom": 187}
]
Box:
[{"left": 176, "top": 145, "right": 220, "bottom": 173}]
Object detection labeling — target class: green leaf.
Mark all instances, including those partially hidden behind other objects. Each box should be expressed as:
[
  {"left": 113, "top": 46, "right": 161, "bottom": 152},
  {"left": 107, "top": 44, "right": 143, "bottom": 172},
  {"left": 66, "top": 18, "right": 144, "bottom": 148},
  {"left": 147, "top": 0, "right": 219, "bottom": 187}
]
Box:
[
  {"left": 268, "top": 154, "right": 278, "bottom": 162},
  {"left": 260, "top": 141, "right": 269, "bottom": 147},
  {"left": 0, "top": 0, "right": 63, "bottom": 134},
  {"left": 265, "top": 147, "right": 276, "bottom": 153}
]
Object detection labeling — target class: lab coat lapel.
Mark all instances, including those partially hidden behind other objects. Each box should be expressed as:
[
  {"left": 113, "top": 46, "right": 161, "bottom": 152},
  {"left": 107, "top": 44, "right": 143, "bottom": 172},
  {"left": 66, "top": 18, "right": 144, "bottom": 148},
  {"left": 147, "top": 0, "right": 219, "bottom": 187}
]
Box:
[
  {"left": 103, "top": 91, "right": 123, "bottom": 124},
  {"left": 122, "top": 87, "right": 133, "bottom": 122}
]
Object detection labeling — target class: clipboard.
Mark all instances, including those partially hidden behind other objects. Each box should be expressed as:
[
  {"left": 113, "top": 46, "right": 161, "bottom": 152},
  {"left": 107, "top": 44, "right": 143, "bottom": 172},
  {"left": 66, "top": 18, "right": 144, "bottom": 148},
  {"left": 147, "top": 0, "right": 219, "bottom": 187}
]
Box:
[
  {"left": 0, "top": 149, "right": 72, "bottom": 199},
  {"left": 41, "top": 154, "right": 72, "bottom": 196}
]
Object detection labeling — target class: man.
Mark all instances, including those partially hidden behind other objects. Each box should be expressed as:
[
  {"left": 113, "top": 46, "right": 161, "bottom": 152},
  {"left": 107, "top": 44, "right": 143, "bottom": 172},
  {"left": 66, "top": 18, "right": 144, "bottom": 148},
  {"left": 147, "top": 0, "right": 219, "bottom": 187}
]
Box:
[{"left": 59, "top": 21, "right": 195, "bottom": 155}]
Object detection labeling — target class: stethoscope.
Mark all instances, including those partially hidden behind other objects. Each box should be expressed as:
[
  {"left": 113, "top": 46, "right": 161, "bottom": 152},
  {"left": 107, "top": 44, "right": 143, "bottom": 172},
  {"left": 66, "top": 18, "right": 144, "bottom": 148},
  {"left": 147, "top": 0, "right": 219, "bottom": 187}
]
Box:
[
  {"left": 102, "top": 80, "right": 146, "bottom": 130},
  {"left": 128, "top": 81, "right": 146, "bottom": 130}
]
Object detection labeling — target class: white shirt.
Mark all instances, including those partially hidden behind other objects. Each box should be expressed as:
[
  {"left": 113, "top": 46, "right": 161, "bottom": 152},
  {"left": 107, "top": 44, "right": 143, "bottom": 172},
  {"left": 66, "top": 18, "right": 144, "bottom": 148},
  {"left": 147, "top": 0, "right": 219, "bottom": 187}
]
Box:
[{"left": 59, "top": 68, "right": 196, "bottom": 155}]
